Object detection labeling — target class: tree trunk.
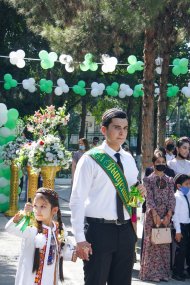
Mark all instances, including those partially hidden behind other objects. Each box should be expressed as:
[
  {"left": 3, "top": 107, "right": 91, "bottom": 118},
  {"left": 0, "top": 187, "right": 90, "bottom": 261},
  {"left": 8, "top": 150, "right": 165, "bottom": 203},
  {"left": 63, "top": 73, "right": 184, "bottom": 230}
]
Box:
[
  {"left": 157, "top": 53, "right": 170, "bottom": 146},
  {"left": 136, "top": 97, "right": 142, "bottom": 155},
  {"left": 79, "top": 97, "right": 87, "bottom": 138},
  {"left": 141, "top": 28, "right": 156, "bottom": 170},
  {"left": 126, "top": 96, "right": 133, "bottom": 145}
]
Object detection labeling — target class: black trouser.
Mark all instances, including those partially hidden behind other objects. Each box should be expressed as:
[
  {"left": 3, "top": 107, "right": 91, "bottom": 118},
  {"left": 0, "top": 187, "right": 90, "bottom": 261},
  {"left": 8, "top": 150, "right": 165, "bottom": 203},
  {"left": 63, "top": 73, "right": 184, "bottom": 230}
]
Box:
[
  {"left": 84, "top": 220, "right": 137, "bottom": 285},
  {"left": 173, "top": 223, "right": 190, "bottom": 276}
]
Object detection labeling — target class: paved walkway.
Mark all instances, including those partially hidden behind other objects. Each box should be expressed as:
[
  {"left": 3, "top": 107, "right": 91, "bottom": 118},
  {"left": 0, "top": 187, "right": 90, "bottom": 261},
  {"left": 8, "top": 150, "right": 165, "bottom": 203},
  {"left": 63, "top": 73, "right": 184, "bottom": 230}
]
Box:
[{"left": 0, "top": 182, "right": 188, "bottom": 284}]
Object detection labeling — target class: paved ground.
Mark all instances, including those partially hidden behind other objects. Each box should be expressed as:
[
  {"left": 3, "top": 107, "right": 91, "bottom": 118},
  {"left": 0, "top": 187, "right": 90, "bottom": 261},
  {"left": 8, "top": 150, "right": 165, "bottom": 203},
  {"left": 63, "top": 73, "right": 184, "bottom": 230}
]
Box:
[{"left": 0, "top": 182, "right": 188, "bottom": 285}]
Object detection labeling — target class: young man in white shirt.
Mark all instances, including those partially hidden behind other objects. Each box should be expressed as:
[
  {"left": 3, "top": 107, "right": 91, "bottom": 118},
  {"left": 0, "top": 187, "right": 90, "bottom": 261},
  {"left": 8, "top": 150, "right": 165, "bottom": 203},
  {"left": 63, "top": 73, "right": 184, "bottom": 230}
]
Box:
[
  {"left": 70, "top": 108, "right": 146, "bottom": 285},
  {"left": 172, "top": 174, "right": 190, "bottom": 281}
]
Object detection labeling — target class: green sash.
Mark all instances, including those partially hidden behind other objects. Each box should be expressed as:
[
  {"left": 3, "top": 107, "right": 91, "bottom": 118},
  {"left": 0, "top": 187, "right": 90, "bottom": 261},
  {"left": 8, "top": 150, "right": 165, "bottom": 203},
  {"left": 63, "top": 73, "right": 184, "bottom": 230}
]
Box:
[{"left": 87, "top": 148, "right": 132, "bottom": 216}]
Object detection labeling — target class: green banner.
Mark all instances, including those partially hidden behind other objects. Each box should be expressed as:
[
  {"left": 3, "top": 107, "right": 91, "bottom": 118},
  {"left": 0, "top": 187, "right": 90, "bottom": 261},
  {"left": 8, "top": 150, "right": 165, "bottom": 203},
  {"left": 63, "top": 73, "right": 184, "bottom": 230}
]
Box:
[{"left": 87, "top": 148, "right": 132, "bottom": 216}]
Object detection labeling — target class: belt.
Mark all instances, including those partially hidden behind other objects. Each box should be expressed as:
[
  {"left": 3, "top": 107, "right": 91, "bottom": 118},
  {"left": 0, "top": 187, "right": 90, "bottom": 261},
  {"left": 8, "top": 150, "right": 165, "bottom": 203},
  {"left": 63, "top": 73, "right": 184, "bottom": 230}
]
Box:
[{"left": 86, "top": 217, "right": 131, "bottom": 226}]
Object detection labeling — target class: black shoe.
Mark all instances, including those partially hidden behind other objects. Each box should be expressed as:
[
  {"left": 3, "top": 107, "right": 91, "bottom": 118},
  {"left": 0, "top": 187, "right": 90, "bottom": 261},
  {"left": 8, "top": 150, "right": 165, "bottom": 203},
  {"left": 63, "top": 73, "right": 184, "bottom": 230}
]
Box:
[{"left": 172, "top": 274, "right": 186, "bottom": 281}]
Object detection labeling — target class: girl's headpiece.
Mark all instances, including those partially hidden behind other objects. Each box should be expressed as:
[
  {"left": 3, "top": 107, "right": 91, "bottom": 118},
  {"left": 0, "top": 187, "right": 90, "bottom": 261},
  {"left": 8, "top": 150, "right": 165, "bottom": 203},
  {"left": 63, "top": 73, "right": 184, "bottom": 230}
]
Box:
[{"left": 36, "top": 188, "right": 59, "bottom": 200}]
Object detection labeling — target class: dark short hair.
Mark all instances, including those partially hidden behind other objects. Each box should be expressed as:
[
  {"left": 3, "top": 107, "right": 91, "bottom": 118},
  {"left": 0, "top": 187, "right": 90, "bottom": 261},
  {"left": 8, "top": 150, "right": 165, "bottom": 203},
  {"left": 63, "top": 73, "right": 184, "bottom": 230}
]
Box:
[
  {"left": 102, "top": 108, "right": 128, "bottom": 127},
  {"left": 176, "top": 137, "right": 190, "bottom": 148},
  {"left": 174, "top": 174, "right": 190, "bottom": 190},
  {"left": 93, "top": 136, "right": 99, "bottom": 142},
  {"left": 154, "top": 147, "right": 166, "bottom": 156},
  {"left": 152, "top": 151, "right": 166, "bottom": 163}
]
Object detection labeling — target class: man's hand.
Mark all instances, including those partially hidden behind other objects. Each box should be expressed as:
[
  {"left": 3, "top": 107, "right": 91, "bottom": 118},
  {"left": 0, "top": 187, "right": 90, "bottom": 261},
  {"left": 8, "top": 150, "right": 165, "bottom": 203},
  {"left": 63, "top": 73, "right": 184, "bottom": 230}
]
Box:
[
  {"left": 76, "top": 241, "right": 92, "bottom": 261},
  {"left": 13, "top": 212, "right": 23, "bottom": 223},
  {"left": 175, "top": 233, "right": 183, "bottom": 243},
  {"left": 137, "top": 184, "right": 146, "bottom": 197}
]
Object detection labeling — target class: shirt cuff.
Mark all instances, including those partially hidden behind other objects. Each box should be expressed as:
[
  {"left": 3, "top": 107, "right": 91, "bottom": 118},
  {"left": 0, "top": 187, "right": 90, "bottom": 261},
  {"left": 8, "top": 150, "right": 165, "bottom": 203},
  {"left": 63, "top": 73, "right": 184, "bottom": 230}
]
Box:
[
  {"left": 75, "top": 232, "right": 86, "bottom": 243},
  {"left": 175, "top": 224, "right": 181, "bottom": 233}
]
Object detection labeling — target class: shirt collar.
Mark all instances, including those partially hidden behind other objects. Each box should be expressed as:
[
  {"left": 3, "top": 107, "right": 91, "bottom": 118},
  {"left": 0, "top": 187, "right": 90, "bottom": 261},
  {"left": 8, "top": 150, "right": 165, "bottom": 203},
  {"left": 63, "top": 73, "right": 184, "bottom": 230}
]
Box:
[{"left": 101, "top": 140, "right": 125, "bottom": 158}]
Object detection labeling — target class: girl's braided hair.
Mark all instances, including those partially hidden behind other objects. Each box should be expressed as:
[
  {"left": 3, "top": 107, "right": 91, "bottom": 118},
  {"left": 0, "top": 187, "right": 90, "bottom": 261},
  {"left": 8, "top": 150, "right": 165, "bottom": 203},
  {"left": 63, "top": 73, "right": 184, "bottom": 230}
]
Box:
[{"left": 32, "top": 188, "right": 64, "bottom": 281}]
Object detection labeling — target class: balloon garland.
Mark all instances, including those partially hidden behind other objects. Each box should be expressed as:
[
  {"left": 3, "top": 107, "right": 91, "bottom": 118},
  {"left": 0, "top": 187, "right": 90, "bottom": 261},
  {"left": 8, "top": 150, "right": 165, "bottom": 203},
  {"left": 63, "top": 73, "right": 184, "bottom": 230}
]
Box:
[{"left": 1, "top": 72, "right": 190, "bottom": 98}]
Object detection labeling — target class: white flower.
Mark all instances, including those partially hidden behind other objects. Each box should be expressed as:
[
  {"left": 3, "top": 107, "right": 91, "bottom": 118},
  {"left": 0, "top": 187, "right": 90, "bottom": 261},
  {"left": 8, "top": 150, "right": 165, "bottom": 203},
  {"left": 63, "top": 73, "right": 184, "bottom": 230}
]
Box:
[{"left": 35, "top": 233, "right": 46, "bottom": 249}]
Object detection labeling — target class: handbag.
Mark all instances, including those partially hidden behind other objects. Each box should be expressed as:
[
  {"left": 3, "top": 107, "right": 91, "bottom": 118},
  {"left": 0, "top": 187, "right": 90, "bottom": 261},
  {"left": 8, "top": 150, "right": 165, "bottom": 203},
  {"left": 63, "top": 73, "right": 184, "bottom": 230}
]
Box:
[{"left": 151, "top": 226, "right": 172, "bottom": 244}]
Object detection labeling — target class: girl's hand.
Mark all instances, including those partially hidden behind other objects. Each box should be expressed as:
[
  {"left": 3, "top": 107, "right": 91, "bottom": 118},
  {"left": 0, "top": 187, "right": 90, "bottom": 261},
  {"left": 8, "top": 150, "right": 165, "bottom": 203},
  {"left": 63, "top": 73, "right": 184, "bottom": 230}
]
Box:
[
  {"left": 24, "top": 202, "right": 33, "bottom": 215},
  {"left": 13, "top": 212, "right": 23, "bottom": 223},
  {"left": 175, "top": 233, "right": 183, "bottom": 243}
]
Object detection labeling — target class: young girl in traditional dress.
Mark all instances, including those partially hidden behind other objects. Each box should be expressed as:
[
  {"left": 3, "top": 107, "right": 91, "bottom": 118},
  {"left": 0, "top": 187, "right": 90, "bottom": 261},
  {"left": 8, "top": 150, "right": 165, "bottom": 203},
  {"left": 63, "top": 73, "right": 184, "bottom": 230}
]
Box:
[
  {"left": 5, "top": 188, "right": 77, "bottom": 285},
  {"left": 139, "top": 151, "right": 175, "bottom": 282}
]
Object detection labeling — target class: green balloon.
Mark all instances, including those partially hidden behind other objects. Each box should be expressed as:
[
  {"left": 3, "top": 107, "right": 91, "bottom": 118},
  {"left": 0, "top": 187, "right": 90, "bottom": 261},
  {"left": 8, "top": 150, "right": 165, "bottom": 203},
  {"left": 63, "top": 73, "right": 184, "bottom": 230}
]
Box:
[
  {"left": 8, "top": 108, "right": 19, "bottom": 120},
  {"left": 0, "top": 137, "right": 7, "bottom": 145},
  {"left": 46, "top": 80, "right": 53, "bottom": 88},
  {"left": 4, "top": 82, "right": 11, "bottom": 90},
  {"left": 78, "top": 80, "right": 86, "bottom": 88},
  {"left": 18, "top": 186, "right": 21, "bottom": 195},
  {"left": 73, "top": 85, "right": 80, "bottom": 94},
  {"left": 127, "top": 65, "right": 136, "bottom": 74},
  {"left": 172, "top": 66, "right": 181, "bottom": 76},
  {"left": 0, "top": 186, "right": 10, "bottom": 196},
  {"left": 133, "top": 90, "right": 139, "bottom": 97},
  {"left": 180, "top": 66, "right": 188, "bottom": 75},
  {"left": 85, "top": 53, "right": 93, "bottom": 61},
  {"left": 5, "top": 135, "right": 16, "bottom": 143},
  {"left": 19, "top": 170, "right": 23, "bottom": 179},
  {"left": 90, "top": 62, "right": 98, "bottom": 71},
  {"left": 135, "top": 61, "right": 144, "bottom": 71},
  {"left": 4, "top": 73, "right": 12, "bottom": 82},
  {"left": 179, "top": 58, "right": 188, "bottom": 67},
  {"left": 40, "top": 79, "right": 46, "bottom": 85},
  {"left": 39, "top": 50, "right": 48, "bottom": 60},
  {"left": 128, "top": 55, "right": 137, "bottom": 65},
  {"left": 80, "top": 63, "right": 89, "bottom": 71},
  {"left": 45, "top": 86, "right": 52, "bottom": 94},
  {"left": 41, "top": 59, "right": 51, "bottom": 69},
  {"left": 111, "top": 82, "right": 119, "bottom": 90},
  {"left": 5, "top": 119, "right": 17, "bottom": 130},
  {"left": 0, "top": 202, "right": 9, "bottom": 212},
  {"left": 173, "top": 58, "right": 180, "bottom": 65},
  {"left": 80, "top": 89, "right": 86, "bottom": 96},
  {"left": 11, "top": 79, "right": 18, "bottom": 88}
]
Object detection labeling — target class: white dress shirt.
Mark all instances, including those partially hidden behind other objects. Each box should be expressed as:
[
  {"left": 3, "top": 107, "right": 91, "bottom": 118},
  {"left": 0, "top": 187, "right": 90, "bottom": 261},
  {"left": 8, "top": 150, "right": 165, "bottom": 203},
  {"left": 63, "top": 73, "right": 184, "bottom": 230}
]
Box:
[
  {"left": 166, "top": 153, "right": 175, "bottom": 163},
  {"left": 168, "top": 158, "right": 190, "bottom": 175},
  {"left": 69, "top": 141, "right": 139, "bottom": 242},
  {"left": 172, "top": 190, "right": 190, "bottom": 233}
]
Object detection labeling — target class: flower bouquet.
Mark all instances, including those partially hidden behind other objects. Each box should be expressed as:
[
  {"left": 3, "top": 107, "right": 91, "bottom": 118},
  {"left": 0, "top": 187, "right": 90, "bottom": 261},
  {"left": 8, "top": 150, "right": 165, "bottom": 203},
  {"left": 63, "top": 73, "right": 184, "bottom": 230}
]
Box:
[
  {"left": 28, "top": 134, "right": 71, "bottom": 169},
  {"left": 2, "top": 136, "right": 26, "bottom": 165},
  {"left": 27, "top": 105, "right": 70, "bottom": 139}
]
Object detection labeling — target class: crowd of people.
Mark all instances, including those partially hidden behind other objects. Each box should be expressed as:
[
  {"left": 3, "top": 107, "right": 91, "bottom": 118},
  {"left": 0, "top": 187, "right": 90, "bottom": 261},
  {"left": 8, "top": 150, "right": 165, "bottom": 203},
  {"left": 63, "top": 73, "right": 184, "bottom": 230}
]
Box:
[{"left": 4, "top": 108, "right": 190, "bottom": 285}]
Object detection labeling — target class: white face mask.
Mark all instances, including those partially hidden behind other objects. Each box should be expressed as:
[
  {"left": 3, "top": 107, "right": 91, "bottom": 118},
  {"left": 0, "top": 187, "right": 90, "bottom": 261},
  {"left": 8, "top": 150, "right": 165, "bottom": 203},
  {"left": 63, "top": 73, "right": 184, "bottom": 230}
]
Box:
[{"left": 79, "top": 145, "right": 85, "bottom": 150}]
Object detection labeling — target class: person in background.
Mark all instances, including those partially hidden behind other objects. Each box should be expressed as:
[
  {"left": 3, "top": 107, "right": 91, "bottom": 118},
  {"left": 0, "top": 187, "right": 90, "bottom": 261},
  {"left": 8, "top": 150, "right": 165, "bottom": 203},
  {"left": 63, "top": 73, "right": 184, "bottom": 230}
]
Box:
[
  {"left": 72, "top": 138, "right": 89, "bottom": 180},
  {"left": 165, "top": 137, "right": 175, "bottom": 163},
  {"left": 172, "top": 174, "right": 190, "bottom": 281},
  {"left": 168, "top": 137, "right": 190, "bottom": 175},
  {"left": 145, "top": 147, "right": 175, "bottom": 178},
  {"left": 140, "top": 151, "right": 175, "bottom": 282},
  {"left": 92, "top": 136, "right": 100, "bottom": 147}
]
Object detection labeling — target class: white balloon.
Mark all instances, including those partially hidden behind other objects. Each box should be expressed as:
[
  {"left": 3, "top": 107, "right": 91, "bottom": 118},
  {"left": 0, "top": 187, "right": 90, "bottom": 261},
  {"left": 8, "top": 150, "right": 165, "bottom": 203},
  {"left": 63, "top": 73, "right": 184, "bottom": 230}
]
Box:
[
  {"left": 0, "top": 193, "right": 9, "bottom": 204},
  {"left": 9, "top": 51, "right": 16, "bottom": 58},
  {"left": 155, "top": 67, "right": 162, "bottom": 74},
  {"left": 28, "top": 85, "right": 36, "bottom": 93},
  {"left": 65, "top": 63, "right": 74, "bottom": 72},
  {"left": 59, "top": 54, "right": 67, "bottom": 64},
  {"left": 0, "top": 103, "right": 7, "bottom": 112},
  {"left": 62, "top": 85, "right": 69, "bottom": 93},
  {"left": 98, "top": 83, "right": 105, "bottom": 91},
  {"left": 102, "top": 65, "right": 109, "bottom": 73},
  {"left": 54, "top": 87, "right": 63, "bottom": 96},
  {"left": 57, "top": 78, "right": 65, "bottom": 86},
  {"left": 0, "top": 127, "right": 11, "bottom": 137},
  {"left": 119, "top": 91, "right": 126, "bottom": 98},
  {"left": 16, "top": 49, "right": 25, "bottom": 58},
  {"left": 28, "top": 78, "right": 35, "bottom": 85},
  {"left": 110, "top": 57, "right": 118, "bottom": 65},
  {"left": 17, "top": 59, "right": 25, "bottom": 68},
  {"left": 126, "top": 88, "right": 133, "bottom": 96},
  {"left": 91, "top": 82, "right": 99, "bottom": 89},
  {"left": 91, "top": 89, "right": 99, "bottom": 97},
  {"left": 181, "top": 87, "right": 189, "bottom": 95},
  {"left": 22, "top": 80, "right": 30, "bottom": 89},
  {"left": 0, "top": 177, "right": 10, "bottom": 187},
  {"left": 10, "top": 56, "right": 18, "bottom": 65},
  {"left": 0, "top": 112, "right": 8, "bottom": 127},
  {"left": 155, "top": 87, "right": 160, "bottom": 95}
]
